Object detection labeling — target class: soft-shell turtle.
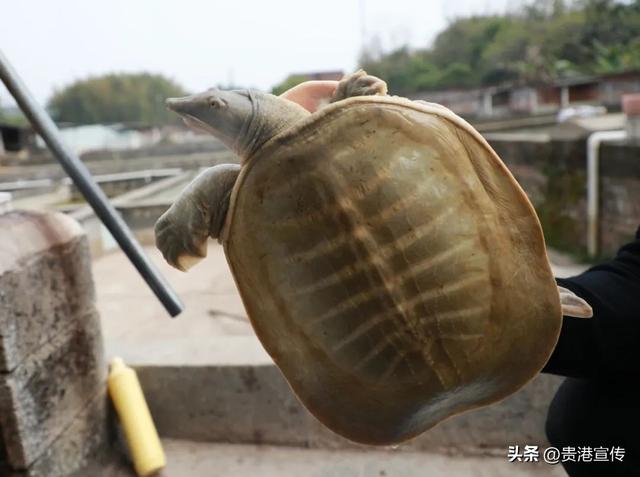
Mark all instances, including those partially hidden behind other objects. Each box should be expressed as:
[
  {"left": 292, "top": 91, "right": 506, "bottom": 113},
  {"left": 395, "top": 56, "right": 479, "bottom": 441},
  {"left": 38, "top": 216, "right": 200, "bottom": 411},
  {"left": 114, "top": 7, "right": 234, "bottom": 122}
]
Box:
[{"left": 155, "top": 71, "right": 591, "bottom": 445}]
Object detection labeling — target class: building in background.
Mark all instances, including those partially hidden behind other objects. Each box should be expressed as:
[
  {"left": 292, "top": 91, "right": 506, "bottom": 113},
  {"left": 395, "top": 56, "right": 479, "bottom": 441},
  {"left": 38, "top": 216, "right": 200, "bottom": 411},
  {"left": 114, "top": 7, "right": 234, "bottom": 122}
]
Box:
[
  {"left": 412, "top": 71, "right": 640, "bottom": 119},
  {"left": 0, "top": 122, "right": 38, "bottom": 155},
  {"left": 34, "top": 123, "right": 160, "bottom": 155}
]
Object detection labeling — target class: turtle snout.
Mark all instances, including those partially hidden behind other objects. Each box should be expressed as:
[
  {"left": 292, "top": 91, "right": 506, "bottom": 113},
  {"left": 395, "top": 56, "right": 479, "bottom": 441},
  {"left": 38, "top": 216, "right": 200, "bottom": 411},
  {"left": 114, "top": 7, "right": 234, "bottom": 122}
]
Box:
[
  {"left": 166, "top": 89, "right": 226, "bottom": 113},
  {"left": 165, "top": 96, "right": 193, "bottom": 113}
]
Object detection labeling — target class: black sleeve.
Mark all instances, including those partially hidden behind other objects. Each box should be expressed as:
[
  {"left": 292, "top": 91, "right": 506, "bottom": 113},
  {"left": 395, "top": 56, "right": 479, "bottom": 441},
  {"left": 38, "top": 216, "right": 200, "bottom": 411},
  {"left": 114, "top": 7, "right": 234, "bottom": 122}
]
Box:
[{"left": 542, "top": 226, "right": 640, "bottom": 379}]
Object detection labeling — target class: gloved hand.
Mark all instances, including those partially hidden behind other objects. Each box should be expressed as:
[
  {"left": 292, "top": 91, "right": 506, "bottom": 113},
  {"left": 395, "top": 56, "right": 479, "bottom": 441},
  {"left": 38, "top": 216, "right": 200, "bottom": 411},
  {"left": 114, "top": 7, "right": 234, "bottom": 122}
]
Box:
[{"left": 279, "top": 80, "right": 338, "bottom": 113}]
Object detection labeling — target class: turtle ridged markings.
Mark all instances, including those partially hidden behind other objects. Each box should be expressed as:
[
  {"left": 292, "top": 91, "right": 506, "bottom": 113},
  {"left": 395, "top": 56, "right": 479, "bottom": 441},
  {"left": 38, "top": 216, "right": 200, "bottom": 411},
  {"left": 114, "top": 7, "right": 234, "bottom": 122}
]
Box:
[{"left": 238, "top": 113, "right": 493, "bottom": 391}]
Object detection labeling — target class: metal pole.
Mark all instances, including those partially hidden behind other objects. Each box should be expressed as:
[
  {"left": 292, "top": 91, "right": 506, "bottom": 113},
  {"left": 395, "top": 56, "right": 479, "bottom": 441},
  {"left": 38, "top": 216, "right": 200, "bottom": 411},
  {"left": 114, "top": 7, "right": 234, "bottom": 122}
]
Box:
[{"left": 0, "top": 49, "right": 183, "bottom": 318}]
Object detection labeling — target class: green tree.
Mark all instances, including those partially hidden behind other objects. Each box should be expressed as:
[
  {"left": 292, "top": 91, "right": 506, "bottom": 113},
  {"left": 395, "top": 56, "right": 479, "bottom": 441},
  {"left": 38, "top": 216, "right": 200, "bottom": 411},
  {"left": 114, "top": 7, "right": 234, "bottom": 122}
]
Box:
[
  {"left": 430, "top": 16, "right": 507, "bottom": 74},
  {"left": 581, "top": 0, "right": 640, "bottom": 72},
  {"left": 271, "top": 74, "right": 309, "bottom": 96},
  {"left": 0, "top": 97, "right": 28, "bottom": 127},
  {"left": 354, "top": 0, "right": 640, "bottom": 94},
  {"left": 48, "top": 73, "right": 189, "bottom": 126},
  {"left": 360, "top": 46, "right": 441, "bottom": 94}
]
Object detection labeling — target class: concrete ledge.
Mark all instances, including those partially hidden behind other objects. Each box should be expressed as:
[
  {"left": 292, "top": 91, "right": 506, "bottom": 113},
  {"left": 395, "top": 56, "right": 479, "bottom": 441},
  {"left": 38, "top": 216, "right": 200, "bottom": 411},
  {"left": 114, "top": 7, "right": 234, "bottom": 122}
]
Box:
[
  {"left": 0, "top": 211, "right": 95, "bottom": 372},
  {"left": 0, "top": 211, "right": 83, "bottom": 276},
  {"left": 0, "top": 210, "right": 112, "bottom": 475}
]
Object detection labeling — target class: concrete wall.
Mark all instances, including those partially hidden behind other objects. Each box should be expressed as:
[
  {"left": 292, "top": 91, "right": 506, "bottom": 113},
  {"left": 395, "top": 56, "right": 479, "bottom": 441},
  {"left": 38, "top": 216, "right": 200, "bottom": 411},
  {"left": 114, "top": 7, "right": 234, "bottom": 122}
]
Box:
[
  {"left": 1, "top": 137, "right": 226, "bottom": 168},
  {"left": 115, "top": 204, "right": 170, "bottom": 231},
  {"left": 488, "top": 137, "right": 640, "bottom": 258},
  {"left": 68, "top": 170, "right": 180, "bottom": 201},
  {"left": 0, "top": 149, "right": 234, "bottom": 184},
  {"left": 0, "top": 211, "right": 113, "bottom": 476},
  {"left": 598, "top": 142, "right": 640, "bottom": 250},
  {"left": 80, "top": 140, "right": 225, "bottom": 163},
  {"left": 135, "top": 361, "right": 562, "bottom": 456}
]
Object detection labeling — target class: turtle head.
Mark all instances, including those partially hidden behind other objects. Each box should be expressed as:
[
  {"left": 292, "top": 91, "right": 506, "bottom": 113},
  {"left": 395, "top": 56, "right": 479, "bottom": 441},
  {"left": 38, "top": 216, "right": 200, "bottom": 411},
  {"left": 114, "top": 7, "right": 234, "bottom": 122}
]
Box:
[
  {"left": 167, "top": 88, "right": 309, "bottom": 160},
  {"left": 167, "top": 89, "right": 253, "bottom": 155}
]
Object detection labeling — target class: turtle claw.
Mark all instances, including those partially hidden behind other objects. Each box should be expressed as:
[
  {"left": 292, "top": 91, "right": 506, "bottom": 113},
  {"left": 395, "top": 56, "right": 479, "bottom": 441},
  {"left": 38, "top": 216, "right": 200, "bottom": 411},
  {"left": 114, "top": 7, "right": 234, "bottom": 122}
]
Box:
[
  {"left": 331, "top": 70, "right": 388, "bottom": 103},
  {"left": 155, "top": 210, "right": 208, "bottom": 272},
  {"left": 558, "top": 286, "right": 593, "bottom": 318},
  {"left": 175, "top": 253, "right": 206, "bottom": 272}
]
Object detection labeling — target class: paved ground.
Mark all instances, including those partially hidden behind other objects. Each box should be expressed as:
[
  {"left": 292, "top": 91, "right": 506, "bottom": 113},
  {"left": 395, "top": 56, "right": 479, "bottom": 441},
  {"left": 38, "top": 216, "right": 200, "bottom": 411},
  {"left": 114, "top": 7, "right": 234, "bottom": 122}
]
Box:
[
  {"left": 93, "top": 241, "right": 270, "bottom": 365},
  {"left": 547, "top": 249, "right": 591, "bottom": 278},
  {"left": 106, "top": 439, "right": 565, "bottom": 477}
]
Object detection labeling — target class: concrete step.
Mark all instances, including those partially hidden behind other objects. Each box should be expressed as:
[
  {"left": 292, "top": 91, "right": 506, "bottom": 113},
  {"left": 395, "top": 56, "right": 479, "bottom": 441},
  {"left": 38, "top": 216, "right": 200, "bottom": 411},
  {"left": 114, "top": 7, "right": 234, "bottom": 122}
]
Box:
[
  {"left": 132, "top": 361, "right": 563, "bottom": 455},
  {"left": 111, "top": 439, "right": 566, "bottom": 477}
]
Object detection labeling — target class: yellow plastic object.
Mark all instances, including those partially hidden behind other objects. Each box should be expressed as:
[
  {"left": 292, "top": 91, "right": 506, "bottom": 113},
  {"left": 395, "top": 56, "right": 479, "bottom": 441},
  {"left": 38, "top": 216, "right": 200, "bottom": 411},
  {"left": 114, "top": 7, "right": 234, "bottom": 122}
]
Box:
[{"left": 108, "top": 357, "right": 166, "bottom": 476}]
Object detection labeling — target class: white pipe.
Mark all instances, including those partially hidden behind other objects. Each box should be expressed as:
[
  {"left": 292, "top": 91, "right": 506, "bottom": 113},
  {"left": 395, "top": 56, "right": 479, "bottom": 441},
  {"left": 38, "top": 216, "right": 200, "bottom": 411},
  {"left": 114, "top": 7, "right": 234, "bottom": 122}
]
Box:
[
  {"left": 483, "top": 91, "right": 493, "bottom": 117},
  {"left": 586, "top": 129, "right": 627, "bottom": 257},
  {"left": 561, "top": 86, "right": 570, "bottom": 108}
]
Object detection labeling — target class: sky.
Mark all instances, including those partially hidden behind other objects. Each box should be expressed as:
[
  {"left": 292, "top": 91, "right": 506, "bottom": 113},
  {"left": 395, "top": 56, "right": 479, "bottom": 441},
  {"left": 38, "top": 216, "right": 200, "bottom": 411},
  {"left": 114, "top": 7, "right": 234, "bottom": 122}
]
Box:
[{"left": 1, "top": 0, "right": 519, "bottom": 106}]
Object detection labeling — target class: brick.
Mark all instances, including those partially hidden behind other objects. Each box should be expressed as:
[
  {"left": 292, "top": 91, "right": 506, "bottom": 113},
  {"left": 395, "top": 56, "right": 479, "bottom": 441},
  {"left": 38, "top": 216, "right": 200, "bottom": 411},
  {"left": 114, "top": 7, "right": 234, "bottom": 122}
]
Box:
[
  {"left": 18, "top": 392, "right": 114, "bottom": 477},
  {"left": 0, "top": 210, "right": 114, "bottom": 475},
  {"left": 0, "top": 308, "right": 106, "bottom": 469},
  {"left": 0, "top": 211, "right": 95, "bottom": 372}
]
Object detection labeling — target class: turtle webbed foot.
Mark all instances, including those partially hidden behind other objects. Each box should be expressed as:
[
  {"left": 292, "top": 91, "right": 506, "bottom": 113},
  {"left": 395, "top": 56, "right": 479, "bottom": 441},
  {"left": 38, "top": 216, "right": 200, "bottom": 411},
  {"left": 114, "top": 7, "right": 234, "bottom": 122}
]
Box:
[
  {"left": 331, "top": 70, "right": 388, "bottom": 103},
  {"left": 155, "top": 208, "right": 208, "bottom": 272}
]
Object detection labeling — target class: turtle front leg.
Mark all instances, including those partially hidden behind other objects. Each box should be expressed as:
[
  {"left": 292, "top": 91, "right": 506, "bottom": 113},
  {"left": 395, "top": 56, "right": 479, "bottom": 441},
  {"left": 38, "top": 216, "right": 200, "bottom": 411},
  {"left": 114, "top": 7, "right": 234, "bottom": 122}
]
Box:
[
  {"left": 155, "top": 164, "right": 240, "bottom": 271},
  {"left": 330, "top": 70, "right": 388, "bottom": 103}
]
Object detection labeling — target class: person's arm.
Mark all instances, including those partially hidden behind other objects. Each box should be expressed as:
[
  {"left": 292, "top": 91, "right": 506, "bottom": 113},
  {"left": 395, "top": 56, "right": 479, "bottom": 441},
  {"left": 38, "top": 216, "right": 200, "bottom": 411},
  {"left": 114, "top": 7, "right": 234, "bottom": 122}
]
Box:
[{"left": 543, "top": 226, "right": 640, "bottom": 379}]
